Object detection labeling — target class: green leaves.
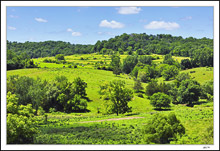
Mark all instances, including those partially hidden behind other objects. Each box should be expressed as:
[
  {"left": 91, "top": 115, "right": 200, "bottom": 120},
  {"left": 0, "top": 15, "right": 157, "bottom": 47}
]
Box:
[
  {"left": 150, "top": 92, "right": 171, "bottom": 109},
  {"left": 7, "top": 92, "right": 38, "bottom": 144},
  {"left": 162, "top": 65, "right": 179, "bottom": 81},
  {"left": 177, "top": 79, "right": 201, "bottom": 105},
  {"left": 142, "top": 113, "right": 185, "bottom": 144},
  {"left": 100, "top": 80, "right": 133, "bottom": 116}
]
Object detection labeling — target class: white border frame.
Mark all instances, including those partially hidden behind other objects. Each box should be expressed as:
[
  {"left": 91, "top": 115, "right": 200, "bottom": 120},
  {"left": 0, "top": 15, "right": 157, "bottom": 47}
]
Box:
[{"left": 1, "top": 1, "right": 219, "bottom": 150}]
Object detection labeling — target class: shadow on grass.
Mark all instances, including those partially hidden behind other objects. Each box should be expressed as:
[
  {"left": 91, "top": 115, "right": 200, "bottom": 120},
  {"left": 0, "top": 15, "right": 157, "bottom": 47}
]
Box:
[
  {"left": 125, "top": 113, "right": 140, "bottom": 116},
  {"left": 192, "top": 101, "right": 208, "bottom": 106},
  {"left": 154, "top": 108, "right": 171, "bottom": 111}
]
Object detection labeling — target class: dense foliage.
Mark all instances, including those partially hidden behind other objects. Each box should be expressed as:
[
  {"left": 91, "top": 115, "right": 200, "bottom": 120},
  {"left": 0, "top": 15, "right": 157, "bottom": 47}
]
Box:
[
  {"left": 7, "top": 40, "right": 93, "bottom": 58},
  {"left": 7, "top": 92, "right": 38, "bottom": 144},
  {"left": 110, "top": 54, "right": 122, "bottom": 76},
  {"left": 7, "top": 49, "right": 38, "bottom": 70},
  {"left": 7, "top": 75, "right": 88, "bottom": 113},
  {"left": 142, "top": 113, "right": 185, "bottom": 144},
  {"left": 99, "top": 80, "right": 133, "bottom": 116},
  {"left": 150, "top": 92, "right": 171, "bottom": 109},
  {"left": 93, "top": 33, "right": 213, "bottom": 67}
]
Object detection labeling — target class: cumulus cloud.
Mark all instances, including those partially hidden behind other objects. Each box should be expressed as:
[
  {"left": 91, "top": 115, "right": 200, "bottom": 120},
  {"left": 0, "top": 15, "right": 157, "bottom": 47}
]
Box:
[
  {"left": 117, "top": 7, "right": 142, "bottom": 14},
  {"left": 35, "top": 17, "right": 48, "bottom": 23},
  {"left": 181, "top": 16, "right": 193, "bottom": 21},
  {"left": 8, "top": 26, "right": 16, "bottom": 30},
  {"left": 144, "top": 21, "right": 180, "bottom": 30},
  {"left": 67, "top": 28, "right": 81, "bottom": 36},
  {"left": 99, "top": 20, "right": 124, "bottom": 29},
  {"left": 71, "top": 32, "right": 82, "bottom": 36},
  {"left": 67, "top": 28, "right": 73, "bottom": 32}
]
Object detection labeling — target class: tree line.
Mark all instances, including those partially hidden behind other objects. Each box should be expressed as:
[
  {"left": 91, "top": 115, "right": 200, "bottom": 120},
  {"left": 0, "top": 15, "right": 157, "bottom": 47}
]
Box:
[{"left": 7, "top": 40, "right": 93, "bottom": 58}]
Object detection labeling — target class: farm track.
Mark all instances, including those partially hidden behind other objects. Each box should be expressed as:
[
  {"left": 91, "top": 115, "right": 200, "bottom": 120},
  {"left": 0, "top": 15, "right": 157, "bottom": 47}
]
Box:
[{"left": 78, "top": 117, "right": 145, "bottom": 123}]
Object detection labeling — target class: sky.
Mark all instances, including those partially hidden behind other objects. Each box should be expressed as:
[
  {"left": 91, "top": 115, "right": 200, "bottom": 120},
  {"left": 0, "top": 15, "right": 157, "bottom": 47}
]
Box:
[{"left": 7, "top": 6, "right": 213, "bottom": 44}]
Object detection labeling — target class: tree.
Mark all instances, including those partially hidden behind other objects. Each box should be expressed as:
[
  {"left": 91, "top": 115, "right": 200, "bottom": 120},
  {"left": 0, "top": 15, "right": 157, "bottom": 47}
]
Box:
[
  {"left": 133, "top": 78, "right": 143, "bottom": 92},
  {"left": 201, "top": 80, "right": 213, "bottom": 101},
  {"left": 174, "top": 73, "right": 191, "bottom": 87},
  {"left": 162, "top": 65, "right": 179, "bottom": 81},
  {"left": 73, "top": 77, "right": 87, "bottom": 97},
  {"left": 122, "top": 55, "right": 138, "bottom": 74},
  {"left": 110, "top": 54, "right": 122, "bottom": 76},
  {"left": 142, "top": 113, "right": 185, "bottom": 144},
  {"left": 7, "top": 92, "right": 38, "bottom": 144},
  {"left": 139, "top": 56, "right": 152, "bottom": 65},
  {"left": 181, "top": 59, "right": 192, "bottom": 70},
  {"left": 100, "top": 80, "right": 133, "bottom": 116},
  {"left": 176, "top": 79, "right": 201, "bottom": 106},
  {"left": 145, "top": 79, "right": 160, "bottom": 96},
  {"left": 56, "top": 76, "right": 88, "bottom": 112},
  {"left": 150, "top": 92, "right": 171, "bottom": 109},
  {"left": 55, "top": 54, "right": 65, "bottom": 61}
]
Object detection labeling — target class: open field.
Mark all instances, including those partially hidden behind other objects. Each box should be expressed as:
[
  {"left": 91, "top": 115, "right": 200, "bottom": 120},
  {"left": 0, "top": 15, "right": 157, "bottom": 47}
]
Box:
[{"left": 7, "top": 54, "right": 213, "bottom": 144}]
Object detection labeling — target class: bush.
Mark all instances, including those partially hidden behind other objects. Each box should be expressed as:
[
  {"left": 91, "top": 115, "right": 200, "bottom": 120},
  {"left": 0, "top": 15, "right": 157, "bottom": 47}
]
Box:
[
  {"left": 49, "top": 108, "right": 56, "bottom": 113},
  {"left": 37, "top": 106, "right": 45, "bottom": 116},
  {"left": 145, "top": 80, "right": 160, "bottom": 96},
  {"left": 142, "top": 113, "right": 185, "bottom": 144},
  {"left": 150, "top": 92, "right": 171, "bottom": 109},
  {"left": 133, "top": 79, "right": 143, "bottom": 92},
  {"left": 74, "top": 65, "right": 77, "bottom": 68},
  {"left": 55, "top": 54, "right": 65, "bottom": 61},
  {"left": 176, "top": 79, "right": 201, "bottom": 106},
  {"left": 7, "top": 92, "right": 38, "bottom": 144}
]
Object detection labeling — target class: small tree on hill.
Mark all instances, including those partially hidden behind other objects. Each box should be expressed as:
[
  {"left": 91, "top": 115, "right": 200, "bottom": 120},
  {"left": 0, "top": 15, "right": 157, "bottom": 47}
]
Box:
[
  {"left": 100, "top": 80, "right": 133, "bottom": 116},
  {"left": 177, "top": 79, "right": 201, "bottom": 106},
  {"left": 110, "top": 54, "right": 122, "bottom": 76},
  {"left": 162, "top": 65, "right": 179, "bottom": 81},
  {"left": 133, "top": 78, "right": 143, "bottom": 92},
  {"left": 150, "top": 92, "right": 171, "bottom": 109},
  {"left": 55, "top": 54, "right": 65, "bottom": 61},
  {"left": 145, "top": 79, "right": 160, "bottom": 96}
]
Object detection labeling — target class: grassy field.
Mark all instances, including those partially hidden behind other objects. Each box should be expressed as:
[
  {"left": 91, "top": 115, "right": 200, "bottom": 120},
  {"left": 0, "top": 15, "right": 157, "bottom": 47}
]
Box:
[{"left": 7, "top": 54, "right": 213, "bottom": 144}]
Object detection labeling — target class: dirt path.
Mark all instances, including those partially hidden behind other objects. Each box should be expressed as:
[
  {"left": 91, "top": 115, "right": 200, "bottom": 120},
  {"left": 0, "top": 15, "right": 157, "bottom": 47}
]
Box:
[{"left": 79, "top": 117, "right": 144, "bottom": 123}]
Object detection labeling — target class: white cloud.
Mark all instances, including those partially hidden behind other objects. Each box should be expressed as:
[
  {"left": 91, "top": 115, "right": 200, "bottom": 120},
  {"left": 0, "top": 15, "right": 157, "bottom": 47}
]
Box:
[
  {"left": 181, "top": 16, "right": 193, "bottom": 21},
  {"left": 117, "top": 7, "right": 141, "bottom": 14},
  {"left": 9, "top": 15, "right": 19, "bottom": 18},
  {"left": 71, "top": 32, "right": 82, "bottom": 36},
  {"left": 67, "top": 28, "right": 73, "bottom": 32},
  {"left": 99, "top": 20, "right": 124, "bottom": 29},
  {"left": 144, "top": 21, "right": 180, "bottom": 30},
  {"left": 66, "top": 28, "right": 82, "bottom": 36},
  {"left": 35, "top": 17, "right": 48, "bottom": 23},
  {"left": 8, "top": 26, "right": 16, "bottom": 30}
]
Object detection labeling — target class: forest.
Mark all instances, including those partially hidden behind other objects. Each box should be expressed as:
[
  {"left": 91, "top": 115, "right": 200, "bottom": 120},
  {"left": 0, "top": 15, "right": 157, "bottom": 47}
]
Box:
[{"left": 6, "top": 33, "right": 214, "bottom": 145}]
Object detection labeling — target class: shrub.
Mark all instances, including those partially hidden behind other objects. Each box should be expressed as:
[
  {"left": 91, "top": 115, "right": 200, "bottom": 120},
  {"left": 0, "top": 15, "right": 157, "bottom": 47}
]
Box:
[
  {"left": 176, "top": 79, "right": 201, "bottom": 106},
  {"left": 133, "top": 79, "right": 143, "bottom": 92},
  {"left": 145, "top": 80, "right": 160, "bottom": 96},
  {"left": 150, "top": 92, "right": 171, "bottom": 109},
  {"left": 7, "top": 92, "right": 38, "bottom": 144},
  {"left": 142, "top": 113, "right": 185, "bottom": 144}
]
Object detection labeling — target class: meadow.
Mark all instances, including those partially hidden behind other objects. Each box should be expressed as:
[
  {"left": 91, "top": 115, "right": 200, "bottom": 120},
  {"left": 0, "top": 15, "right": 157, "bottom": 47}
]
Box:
[{"left": 7, "top": 53, "right": 213, "bottom": 144}]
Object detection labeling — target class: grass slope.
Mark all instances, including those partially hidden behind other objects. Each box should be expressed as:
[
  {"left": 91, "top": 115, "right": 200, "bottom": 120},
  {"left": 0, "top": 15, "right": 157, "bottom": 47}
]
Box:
[{"left": 7, "top": 54, "right": 213, "bottom": 144}]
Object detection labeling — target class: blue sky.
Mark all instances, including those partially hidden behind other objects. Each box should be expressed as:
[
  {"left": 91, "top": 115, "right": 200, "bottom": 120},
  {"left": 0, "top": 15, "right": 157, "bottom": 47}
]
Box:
[{"left": 7, "top": 6, "right": 213, "bottom": 44}]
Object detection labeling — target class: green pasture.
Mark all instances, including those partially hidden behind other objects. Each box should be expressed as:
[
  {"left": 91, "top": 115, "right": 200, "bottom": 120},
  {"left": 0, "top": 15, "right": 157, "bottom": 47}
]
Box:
[
  {"left": 32, "top": 54, "right": 189, "bottom": 69},
  {"left": 7, "top": 54, "right": 213, "bottom": 144}
]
